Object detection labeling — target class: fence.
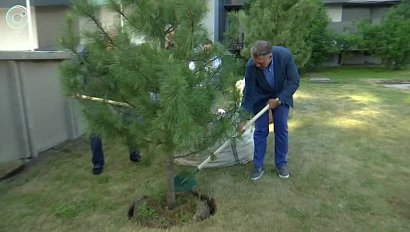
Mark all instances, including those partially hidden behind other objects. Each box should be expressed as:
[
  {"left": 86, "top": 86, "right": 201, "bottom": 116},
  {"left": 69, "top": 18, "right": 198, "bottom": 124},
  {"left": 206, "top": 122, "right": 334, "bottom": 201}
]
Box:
[{"left": 0, "top": 51, "right": 85, "bottom": 163}]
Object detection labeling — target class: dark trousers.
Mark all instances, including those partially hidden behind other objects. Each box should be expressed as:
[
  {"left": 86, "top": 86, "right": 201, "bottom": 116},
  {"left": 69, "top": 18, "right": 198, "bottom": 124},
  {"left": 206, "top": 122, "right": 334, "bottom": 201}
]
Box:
[
  {"left": 253, "top": 104, "right": 289, "bottom": 169},
  {"left": 90, "top": 134, "right": 140, "bottom": 166},
  {"left": 91, "top": 134, "right": 104, "bottom": 166}
]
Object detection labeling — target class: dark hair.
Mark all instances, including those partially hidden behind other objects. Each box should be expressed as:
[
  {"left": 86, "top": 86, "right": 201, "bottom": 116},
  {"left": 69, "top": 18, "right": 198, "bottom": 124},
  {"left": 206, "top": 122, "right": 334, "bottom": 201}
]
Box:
[
  {"left": 204, "top": 39, "right": 213, "bottom": 45},
  {"left": 251, "top": 40, "right": 272, "bottom": 57}
]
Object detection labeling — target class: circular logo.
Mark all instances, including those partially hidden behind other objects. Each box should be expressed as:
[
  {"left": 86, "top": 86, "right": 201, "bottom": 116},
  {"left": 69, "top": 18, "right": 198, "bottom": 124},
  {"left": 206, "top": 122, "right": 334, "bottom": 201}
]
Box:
[{"left": 6, "top": 5, "right": 29, "bottom": 30}]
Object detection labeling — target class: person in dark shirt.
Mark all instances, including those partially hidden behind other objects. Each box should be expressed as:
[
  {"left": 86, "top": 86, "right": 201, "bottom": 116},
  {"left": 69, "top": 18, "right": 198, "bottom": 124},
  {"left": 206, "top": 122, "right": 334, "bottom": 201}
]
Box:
[{"left": 77, "top": 29, "right": 142, "bottom": 175}]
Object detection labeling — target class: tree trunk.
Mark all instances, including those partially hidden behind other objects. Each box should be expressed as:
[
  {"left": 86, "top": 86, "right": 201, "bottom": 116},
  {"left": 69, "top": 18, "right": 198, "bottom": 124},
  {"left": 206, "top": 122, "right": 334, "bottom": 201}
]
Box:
[
  {"left": 338, "top": 52, "right": 344, "bottom": 67},
  {"left": 166, "top": 155, "right": 176, "bottom": 210}
]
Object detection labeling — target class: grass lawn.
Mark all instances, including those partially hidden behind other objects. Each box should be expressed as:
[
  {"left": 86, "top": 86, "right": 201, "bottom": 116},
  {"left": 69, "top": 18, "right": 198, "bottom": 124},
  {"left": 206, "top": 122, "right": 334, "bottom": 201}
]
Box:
[{"left": 1, "top": 68, "right": 409, "bottom": 232}]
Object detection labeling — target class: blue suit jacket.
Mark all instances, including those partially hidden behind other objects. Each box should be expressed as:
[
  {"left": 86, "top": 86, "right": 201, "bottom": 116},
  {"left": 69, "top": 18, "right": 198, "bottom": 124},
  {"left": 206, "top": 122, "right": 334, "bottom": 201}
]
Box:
[{"left": 241, "top": 46, "right": 300, "bottom": 115}]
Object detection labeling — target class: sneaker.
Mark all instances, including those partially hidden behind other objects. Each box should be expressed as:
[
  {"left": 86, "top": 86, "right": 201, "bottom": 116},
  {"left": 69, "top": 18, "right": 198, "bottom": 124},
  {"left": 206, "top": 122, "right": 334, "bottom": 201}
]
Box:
[
  {"left": 92, "top": 165, "right": 103, "bottom": 175},
  {"left": 278, "top": 165, "right": 289, "bottom": 179},
  {"left": 129, "top": 152, "right": 142, "bottom": 163},
  {"left": 250, "top": 167, "right": 264, "bottom": 181}
]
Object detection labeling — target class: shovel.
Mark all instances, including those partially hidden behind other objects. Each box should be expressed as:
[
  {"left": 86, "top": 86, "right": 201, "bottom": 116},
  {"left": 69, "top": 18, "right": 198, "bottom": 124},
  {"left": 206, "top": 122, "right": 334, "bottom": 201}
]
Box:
[{"left": 174, "top": 104, "right": 270, "bottom": 192}]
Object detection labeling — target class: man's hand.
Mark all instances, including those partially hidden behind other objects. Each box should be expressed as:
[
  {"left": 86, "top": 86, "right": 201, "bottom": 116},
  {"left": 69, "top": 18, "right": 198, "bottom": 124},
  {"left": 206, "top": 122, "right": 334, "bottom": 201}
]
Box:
[
  {"left": 268, "top": 98, "right": 281, "bottom": 109},
  {"left": 236, "top": 121, "right": 247, "bottom": 135}
]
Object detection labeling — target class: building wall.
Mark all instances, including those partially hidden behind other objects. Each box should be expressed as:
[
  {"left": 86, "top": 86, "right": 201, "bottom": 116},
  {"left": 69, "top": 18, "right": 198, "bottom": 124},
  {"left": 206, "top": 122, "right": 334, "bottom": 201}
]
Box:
[
  {"left": 87, "top": 0, "right": 220, "bottom": 42},
  {"left": 0, "top": 4, "right": 70, "bottom": 51},
  {"left": 327, "top": 5, "right": 394, "bottom": 34},
  {"left": 370, "top": 7, "right": 391, "bottom": 24},
  {"left": 35, "top": 6, "right": 70, "bottom": 50},
  {"left": 324, "top": 3, "right": 399, "bottom": 66},
  {"left": 99, "top": 6, "right": 121, "bottom": 29},
  {"left": 203, "top": 0, "right": 219, "bottom": 42},
  {"left": 327, "top": 7, "right": 372, "bottom": 34},
  {"left": 343, "top": 53, "right": 382, "bottom": 65},
  {"left": 0, "top": 0, "right": 70, "bottom": 7},
  {"left": 343, "top": 6, "right": 372, "bottom": 22},
  {"left": 326, "top": 5, "right": 343, "bottom": 22}
]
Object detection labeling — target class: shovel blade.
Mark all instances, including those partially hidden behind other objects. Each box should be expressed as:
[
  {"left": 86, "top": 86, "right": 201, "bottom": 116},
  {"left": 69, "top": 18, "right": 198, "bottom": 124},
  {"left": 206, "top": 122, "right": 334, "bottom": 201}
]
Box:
[{"left": 174, "top": 171, "right": 198, "bottom": 193}]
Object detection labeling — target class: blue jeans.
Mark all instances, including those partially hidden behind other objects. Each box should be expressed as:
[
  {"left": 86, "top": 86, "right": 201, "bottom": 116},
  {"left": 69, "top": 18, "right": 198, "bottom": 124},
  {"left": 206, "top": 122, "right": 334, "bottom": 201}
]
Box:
[
  {"left": 90, "top": 134, "right": 140, "bottom": 166},
  {"left": 253, "top": 104, "right": 289, "bottom": 169}
]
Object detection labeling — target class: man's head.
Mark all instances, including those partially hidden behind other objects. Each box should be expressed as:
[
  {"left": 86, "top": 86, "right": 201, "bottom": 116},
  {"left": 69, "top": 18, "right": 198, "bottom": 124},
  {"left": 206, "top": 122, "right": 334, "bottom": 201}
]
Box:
[
  {"left": 251, "top": 40, "right": 272, "bottom": 69},
  {"left": 104, "top": 26, "right": 118, "bottom": 50},
  {"left": 203, "top": 39, "right": 213, "bottom": 50}
]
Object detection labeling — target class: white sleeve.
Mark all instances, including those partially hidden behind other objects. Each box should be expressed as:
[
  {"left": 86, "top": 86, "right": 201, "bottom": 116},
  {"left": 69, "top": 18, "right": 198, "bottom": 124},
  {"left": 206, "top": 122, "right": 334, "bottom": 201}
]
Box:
[{"left": 189, "top": 61, "right": 195, "bottom": 71}]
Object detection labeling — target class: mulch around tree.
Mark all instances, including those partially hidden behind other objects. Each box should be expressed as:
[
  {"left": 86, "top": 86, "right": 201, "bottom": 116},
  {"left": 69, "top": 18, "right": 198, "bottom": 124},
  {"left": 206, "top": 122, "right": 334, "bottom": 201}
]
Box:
[{"left": 128, "top": 191, "right": 216, "bottom": 229}]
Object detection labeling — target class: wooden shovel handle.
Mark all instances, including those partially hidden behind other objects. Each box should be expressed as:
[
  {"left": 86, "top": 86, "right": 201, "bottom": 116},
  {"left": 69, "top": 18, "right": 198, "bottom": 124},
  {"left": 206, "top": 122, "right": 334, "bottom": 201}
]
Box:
[{"left": 197, "top": 104, "right": 270, "bottom": 170}]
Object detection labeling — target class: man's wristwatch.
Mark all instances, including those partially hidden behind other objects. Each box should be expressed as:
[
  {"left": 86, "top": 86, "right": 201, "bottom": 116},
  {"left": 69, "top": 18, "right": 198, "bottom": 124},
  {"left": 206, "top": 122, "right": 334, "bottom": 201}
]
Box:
[{"left": 275, "top": 98, "right": 281, "bottom": 105}]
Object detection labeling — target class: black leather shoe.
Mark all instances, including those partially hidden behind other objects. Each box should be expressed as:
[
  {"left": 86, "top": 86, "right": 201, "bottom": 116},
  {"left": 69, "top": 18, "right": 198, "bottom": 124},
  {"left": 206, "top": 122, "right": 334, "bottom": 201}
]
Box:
[
  {"left": 92, "top": 165, "right": 103, "bottom": 175},
  {"left": 129, "top": 152, "right": 142, "bottom": 163}
]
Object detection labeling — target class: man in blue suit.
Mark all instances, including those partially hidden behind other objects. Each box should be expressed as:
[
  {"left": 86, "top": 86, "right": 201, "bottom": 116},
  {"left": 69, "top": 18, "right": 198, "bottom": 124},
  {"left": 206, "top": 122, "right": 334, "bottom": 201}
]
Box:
[{"left": 240, "top": 40, "right": 300, "bottom": 180}]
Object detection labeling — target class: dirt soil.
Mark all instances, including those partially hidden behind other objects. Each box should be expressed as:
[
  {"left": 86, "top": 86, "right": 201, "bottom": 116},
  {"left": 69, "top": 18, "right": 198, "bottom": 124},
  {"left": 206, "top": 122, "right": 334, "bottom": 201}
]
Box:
[{"left": 128, "top": 191, "right": 216, "bottom": 229}]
